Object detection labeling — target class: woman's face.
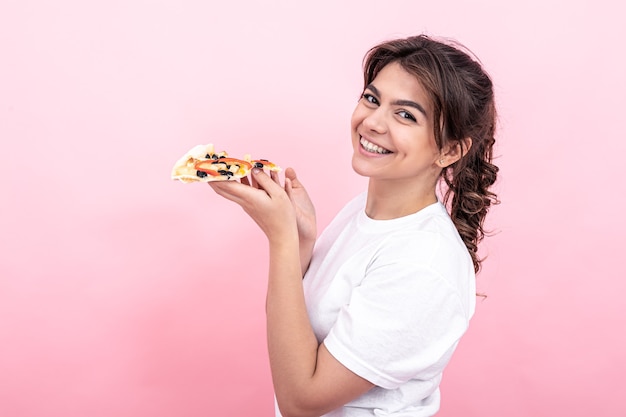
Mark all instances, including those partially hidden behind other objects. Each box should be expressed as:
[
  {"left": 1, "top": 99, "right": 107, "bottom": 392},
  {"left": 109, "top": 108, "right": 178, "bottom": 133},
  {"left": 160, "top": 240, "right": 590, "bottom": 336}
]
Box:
[{"left": 351, "top": 62, "right": 442, "bottom": 187}]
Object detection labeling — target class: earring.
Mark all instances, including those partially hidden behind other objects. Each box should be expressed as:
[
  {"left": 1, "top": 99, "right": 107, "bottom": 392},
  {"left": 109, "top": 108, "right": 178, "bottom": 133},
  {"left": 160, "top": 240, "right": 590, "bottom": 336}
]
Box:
[{"left": 439, "top": 158, "right": 445, "bottom": 165}]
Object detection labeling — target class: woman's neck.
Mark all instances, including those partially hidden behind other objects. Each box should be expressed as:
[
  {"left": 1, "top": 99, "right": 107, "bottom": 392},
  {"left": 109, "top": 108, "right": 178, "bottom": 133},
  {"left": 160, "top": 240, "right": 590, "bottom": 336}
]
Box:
[{"left": 365, "top": 178, "right": 438, "bottom": 220}]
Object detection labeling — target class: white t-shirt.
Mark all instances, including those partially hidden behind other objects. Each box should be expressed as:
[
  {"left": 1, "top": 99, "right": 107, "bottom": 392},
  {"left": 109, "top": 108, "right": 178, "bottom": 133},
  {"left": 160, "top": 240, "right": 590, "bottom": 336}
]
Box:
[{"left": 279, "top": 192, "right": 476, "bottom": 417}]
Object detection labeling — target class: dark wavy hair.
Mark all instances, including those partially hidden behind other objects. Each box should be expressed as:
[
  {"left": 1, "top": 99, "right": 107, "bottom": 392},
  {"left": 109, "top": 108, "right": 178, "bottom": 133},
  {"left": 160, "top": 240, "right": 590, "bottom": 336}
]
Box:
[{"left": 363, "top": 34, "right": 499, "bottom": 273}]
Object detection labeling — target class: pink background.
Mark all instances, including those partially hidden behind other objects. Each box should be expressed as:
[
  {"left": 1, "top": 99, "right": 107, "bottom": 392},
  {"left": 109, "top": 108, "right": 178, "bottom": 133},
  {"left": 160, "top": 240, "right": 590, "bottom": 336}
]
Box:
[{"left": 1, "top": 1, "right": 624, "bottom": 416}]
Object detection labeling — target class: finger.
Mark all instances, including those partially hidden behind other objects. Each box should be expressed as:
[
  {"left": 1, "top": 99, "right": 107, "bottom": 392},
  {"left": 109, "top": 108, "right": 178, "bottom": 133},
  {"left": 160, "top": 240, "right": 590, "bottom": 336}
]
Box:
[
  {"left": 252, "top": 168, "right": 284, "bottom": 196},
  {"left": 251, "top": 172, "right": 259, "bottom": 189},
  {"left": 285, "top": 167, "right": 297, "bottom": 181},
  {"left": 270, "top": 169, "right": 280, "bottom": 185},
  {"left": 284, "top": 177, "right": 293, "bottom": 198},
  {"left": 208, "top": 181, "right": 256, "bottom": 206},
  {"left": 284, "top": 167, "right": 301, "bottom": 188}
]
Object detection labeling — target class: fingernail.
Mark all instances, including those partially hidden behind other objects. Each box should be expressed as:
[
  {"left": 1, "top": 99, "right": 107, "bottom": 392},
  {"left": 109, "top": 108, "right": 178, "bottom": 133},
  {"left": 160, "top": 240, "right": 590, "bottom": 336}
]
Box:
[{"left": 252, "top": 168, "right": 261, "bottom": 174}]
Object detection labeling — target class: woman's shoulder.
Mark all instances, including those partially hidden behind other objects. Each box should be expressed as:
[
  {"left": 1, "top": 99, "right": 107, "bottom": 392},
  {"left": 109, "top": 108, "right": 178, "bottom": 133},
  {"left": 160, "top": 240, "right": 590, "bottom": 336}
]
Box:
[{"left": 372, "top": 204, "right": 472, "bottom": 274}]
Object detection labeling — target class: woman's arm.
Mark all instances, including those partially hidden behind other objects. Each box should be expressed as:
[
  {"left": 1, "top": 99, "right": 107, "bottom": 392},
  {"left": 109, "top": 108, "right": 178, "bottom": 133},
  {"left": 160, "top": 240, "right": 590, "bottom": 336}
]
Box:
[
  {"left": 210, "top": 169, "right": 373, "bottom": 417},
  {"left": 283, "top": 168, "right": 317, "bottom": 276},
  {"left": 266, "top": 234, "right": 374, "bottom": 417}
]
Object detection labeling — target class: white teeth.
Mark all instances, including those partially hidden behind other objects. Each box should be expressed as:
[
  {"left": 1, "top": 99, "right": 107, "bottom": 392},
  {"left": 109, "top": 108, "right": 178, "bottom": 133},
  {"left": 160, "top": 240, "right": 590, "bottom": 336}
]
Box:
[{"left": 360, "top": 137, "right": 391, "bottom": 154}]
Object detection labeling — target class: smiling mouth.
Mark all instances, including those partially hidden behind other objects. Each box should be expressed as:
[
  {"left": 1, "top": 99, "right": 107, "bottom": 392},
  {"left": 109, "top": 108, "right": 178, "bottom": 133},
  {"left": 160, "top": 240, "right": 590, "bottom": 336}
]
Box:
[{"left": 360, "top": 137, "right": 392, "bottom": 154}]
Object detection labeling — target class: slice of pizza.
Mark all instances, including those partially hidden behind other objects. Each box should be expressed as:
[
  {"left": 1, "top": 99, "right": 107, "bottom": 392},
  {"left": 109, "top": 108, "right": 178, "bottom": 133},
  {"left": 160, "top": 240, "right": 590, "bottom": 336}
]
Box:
[{"left": 171, "top": 143, "right": 281, "bottom": 183}]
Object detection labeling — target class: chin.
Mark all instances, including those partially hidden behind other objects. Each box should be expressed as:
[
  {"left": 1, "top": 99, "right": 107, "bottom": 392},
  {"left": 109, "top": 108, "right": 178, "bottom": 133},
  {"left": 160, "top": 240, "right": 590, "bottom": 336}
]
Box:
[{"left": 351, "top": 154, "right": 372, "bottom": 178}]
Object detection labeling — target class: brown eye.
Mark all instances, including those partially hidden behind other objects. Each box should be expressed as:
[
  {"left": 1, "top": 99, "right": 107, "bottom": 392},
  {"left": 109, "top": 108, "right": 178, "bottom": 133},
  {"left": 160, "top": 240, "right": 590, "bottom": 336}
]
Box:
[
  {"left": 398, "top": 110, "right": 416, "bottom": 122},
  {"left": 362, "top": 93, "right": 379, "bottom": 105}
]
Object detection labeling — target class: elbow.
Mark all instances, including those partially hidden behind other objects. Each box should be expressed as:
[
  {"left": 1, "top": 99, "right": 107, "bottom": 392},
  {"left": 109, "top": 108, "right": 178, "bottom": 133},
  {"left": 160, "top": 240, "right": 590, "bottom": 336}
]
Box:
[
  {"left": 276, "top": 405, "right": 309, "bottom": 417},
  {"left": 276, "top": 398, "right": 324, "bottom": 417},
  {"left": 277, "top": 409, "right": 316, "bottom": 417}
]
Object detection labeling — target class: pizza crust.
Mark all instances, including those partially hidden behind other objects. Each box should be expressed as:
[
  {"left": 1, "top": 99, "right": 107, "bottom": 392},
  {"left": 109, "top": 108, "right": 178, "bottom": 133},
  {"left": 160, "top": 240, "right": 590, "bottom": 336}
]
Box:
[{"left": 171, "top": 144, "right": 229, "bottom": 182}]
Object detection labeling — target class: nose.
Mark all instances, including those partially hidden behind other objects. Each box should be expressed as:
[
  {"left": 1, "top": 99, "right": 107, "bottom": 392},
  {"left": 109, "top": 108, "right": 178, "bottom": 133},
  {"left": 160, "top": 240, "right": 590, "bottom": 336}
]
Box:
[{"left": 362, "top": 107, "right": 387, "bottom": 134}]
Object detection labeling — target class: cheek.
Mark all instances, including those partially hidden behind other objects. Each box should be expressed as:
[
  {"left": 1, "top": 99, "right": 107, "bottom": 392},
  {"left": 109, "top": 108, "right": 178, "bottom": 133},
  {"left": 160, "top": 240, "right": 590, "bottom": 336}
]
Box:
[{"left": 350, "top": 105, "right": 365, "bottom": 131}]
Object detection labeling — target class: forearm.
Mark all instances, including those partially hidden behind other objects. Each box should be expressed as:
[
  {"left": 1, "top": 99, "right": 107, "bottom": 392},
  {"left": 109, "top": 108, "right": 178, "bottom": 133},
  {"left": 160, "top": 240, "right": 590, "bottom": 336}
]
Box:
[
  {"left": 298, "top": 237, "right": 316, "bottom": 277},
  {"left": 266, "top": 231, "right": 320, "bottom": 416}
]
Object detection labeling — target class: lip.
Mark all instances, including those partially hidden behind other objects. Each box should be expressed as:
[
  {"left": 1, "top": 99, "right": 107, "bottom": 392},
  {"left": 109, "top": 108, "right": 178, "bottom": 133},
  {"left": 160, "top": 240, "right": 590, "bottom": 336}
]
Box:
[{"left": 358, "top": 135, "right": 392, "bottom": 156}]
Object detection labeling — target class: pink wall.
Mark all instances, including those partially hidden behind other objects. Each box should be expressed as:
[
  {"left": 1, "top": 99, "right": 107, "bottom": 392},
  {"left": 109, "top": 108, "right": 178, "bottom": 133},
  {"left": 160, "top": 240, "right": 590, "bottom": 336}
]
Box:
[{"left": 1, "top": 1, "right": 624, "bottom": 416}]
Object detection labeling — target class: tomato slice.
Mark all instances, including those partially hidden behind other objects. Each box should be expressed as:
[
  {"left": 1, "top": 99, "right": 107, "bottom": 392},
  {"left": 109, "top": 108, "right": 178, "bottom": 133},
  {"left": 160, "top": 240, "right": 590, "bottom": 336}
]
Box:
[
  {"left": 194, "top": 160, "right": 224, "bottom": 175},
  {"left": 217, "top": 158, "right": 252, "bottom": 170},
  {"left": 251, "top": 159, "right": 278, "bottom": 169}
]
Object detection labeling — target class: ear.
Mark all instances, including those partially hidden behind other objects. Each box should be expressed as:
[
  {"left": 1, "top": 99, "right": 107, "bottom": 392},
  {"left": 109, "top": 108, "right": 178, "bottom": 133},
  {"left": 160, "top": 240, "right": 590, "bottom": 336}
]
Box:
[{"left": 437, "top": 137, "right": 472, "bottom": 168}]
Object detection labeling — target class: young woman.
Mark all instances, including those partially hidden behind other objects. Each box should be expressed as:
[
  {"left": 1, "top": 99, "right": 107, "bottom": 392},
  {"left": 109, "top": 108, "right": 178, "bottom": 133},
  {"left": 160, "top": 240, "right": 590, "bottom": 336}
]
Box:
[{"left": 210, "top": 34, "right": 499, "bottom": 417}]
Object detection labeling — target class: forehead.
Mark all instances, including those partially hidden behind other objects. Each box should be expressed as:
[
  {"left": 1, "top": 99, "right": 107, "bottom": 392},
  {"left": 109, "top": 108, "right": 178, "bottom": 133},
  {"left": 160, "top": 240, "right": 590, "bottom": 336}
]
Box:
[{"left": 370, "top": 62, "right": 431, "bottom": 109}]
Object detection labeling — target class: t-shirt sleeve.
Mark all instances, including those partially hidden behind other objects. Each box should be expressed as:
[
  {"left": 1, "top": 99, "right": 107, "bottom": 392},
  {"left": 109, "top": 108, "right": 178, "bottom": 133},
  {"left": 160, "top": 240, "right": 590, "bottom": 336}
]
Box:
[{"left": 323, "top": 257, "right": 470, "bottom": 390}]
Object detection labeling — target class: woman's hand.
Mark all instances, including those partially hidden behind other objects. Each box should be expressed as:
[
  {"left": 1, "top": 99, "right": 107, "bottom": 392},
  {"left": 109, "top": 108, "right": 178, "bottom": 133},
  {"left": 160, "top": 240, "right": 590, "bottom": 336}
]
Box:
[
  {"left": 210, "top": 167, "right": 317, "bottom": 275},
  {"left": 209, "top": 168, "right": 297, "bottom": 244},
  {"left": 284, "top": 168, "right": 317, "bottom": 244},
  {"left": 284, "top": 168, "right": 317, "bottom": 275}
]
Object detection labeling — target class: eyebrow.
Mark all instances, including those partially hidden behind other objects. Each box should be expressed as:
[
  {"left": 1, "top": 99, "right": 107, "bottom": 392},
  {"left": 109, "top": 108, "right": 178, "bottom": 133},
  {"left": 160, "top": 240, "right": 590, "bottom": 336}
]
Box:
[{"left": 366, "top": 84, "right": 429, "bottom": 118}]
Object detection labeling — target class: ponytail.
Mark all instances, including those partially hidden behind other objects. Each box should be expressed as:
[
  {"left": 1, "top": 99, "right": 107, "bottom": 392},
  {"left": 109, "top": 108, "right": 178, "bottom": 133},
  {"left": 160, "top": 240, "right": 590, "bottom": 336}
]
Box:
[{"left": 442, "top": 132, "right": 499, "bottom": 273}]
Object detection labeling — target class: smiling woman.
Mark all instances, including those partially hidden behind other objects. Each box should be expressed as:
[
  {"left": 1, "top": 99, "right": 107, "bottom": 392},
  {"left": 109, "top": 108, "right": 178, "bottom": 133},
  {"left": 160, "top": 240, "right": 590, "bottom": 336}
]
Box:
[
  {"left": 208, "top": 34, "right": 499, "bottom": 417},
  {"left": 355, "top": 36, "right": 499, "bottom": 267},
  {"left": 351, "top": 62, "right": 444, "bottom": 207}
]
